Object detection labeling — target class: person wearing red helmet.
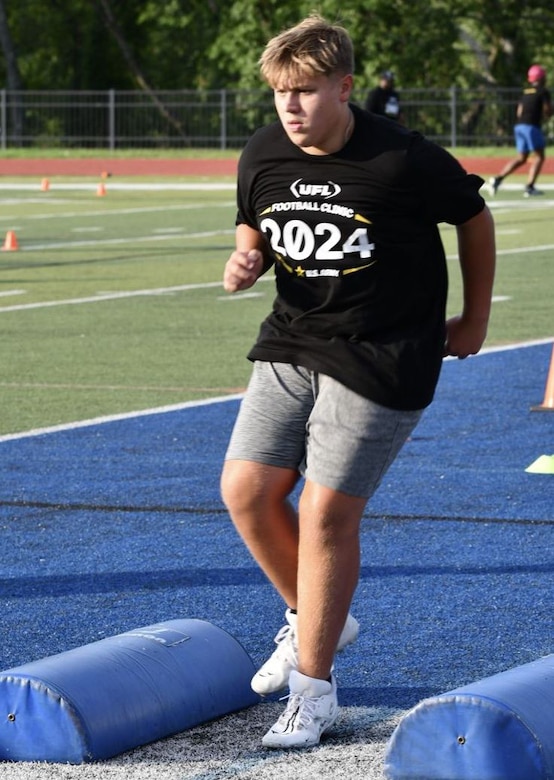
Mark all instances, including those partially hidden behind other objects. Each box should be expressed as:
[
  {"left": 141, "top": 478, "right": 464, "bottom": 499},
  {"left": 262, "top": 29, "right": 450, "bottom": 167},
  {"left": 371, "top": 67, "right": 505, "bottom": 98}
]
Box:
[{"left": 488, "top": 64, "right": 552, "bottom": 197}]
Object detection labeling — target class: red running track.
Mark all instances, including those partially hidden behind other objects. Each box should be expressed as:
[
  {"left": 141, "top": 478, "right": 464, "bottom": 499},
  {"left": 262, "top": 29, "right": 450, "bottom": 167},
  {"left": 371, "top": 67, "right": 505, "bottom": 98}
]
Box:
[{"left": 0, "top": 157, "right": 553, "bottom": 177}]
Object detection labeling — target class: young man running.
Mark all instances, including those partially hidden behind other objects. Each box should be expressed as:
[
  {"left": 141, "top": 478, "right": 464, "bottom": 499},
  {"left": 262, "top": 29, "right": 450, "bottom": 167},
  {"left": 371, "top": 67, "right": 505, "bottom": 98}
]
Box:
[
  {"left": 221, "top": 14, "right": 496, "bottom": 749},
  {"left": 489, "top": 64, "right": 552, "bottom": 197}
]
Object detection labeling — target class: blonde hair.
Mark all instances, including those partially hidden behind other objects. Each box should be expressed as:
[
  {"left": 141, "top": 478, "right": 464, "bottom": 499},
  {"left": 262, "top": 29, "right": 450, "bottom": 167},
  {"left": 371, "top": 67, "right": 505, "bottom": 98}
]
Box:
[{"left": 259, "top": 14, "right": 354, "bottom": 88}]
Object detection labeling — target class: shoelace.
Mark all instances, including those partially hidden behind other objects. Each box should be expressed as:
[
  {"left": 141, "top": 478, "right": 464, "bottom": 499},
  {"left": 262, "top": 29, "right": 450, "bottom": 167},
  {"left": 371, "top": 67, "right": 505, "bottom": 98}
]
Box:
[
  {"left": 272, "top": 624, "right": 298, "bottom": 662},
  {"left": 277, "top": 693, "right": 318, "bottom": 729}
]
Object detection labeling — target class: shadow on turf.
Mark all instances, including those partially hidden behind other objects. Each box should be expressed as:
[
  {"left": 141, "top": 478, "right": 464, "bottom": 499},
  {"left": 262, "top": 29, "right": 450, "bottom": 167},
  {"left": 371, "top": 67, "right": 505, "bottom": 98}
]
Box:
[{"left": 1, "top": 560, "right": 553, "bottom": 599}]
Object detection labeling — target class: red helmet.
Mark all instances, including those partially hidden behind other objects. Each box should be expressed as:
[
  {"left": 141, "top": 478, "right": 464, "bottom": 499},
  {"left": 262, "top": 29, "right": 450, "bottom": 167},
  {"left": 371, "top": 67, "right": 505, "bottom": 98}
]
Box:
[{"left": 527, "top": 64, "right": 546, "bottom": 83}]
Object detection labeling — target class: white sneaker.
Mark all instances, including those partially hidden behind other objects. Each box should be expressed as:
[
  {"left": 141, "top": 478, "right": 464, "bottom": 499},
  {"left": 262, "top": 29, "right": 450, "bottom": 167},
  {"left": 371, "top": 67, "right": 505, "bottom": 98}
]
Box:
[
  {"left": 487, "top": 176, "right": 501, "bottom": 196},
  {"left": 251, "top": 609, "right": 359, "bottom": 695},
  {"left": 262, "top": 670, "right": 338, "bottom": 749}
]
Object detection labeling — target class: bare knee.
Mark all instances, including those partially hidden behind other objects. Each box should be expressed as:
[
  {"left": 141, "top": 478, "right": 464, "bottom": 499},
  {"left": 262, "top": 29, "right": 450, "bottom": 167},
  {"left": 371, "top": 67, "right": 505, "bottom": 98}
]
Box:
[
  {"left": 221, "top": 460, "right": 298, "bottom": 516},
  {"left": 221, "top": 460, "right": 255, "bottom": 515},
  {"left": 298, "top": 480, "right": 367, "bottom": 544}
]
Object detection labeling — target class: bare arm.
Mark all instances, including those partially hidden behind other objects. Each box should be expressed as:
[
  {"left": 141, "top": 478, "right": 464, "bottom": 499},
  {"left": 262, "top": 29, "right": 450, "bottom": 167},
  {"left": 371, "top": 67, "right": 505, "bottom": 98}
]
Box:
[
  {"left": 445, "top": 206, "right": 496, "bottom": 359},
  {"left": 223, "top": 223, "right": 272, "bottom": 293}
]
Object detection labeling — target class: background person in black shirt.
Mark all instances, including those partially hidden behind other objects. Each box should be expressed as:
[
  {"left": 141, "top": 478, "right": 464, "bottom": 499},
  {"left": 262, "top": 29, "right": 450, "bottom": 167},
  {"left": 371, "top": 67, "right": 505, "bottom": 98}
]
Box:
[
  {"left": 364, "top": 69, "right": 404, "bottom": 123},
  {"left": 489, "top": 64, "right": 552, "bottom": 197}
]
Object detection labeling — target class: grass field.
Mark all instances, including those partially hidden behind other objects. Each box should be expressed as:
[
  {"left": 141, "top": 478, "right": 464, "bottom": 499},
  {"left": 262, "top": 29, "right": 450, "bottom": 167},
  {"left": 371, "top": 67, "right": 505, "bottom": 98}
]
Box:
[
  {"left": 0, "top": 146, "right": 516, "bottom": 159},
  {"left": 0, "top": 173, "right": 553, "bottom": 436}
]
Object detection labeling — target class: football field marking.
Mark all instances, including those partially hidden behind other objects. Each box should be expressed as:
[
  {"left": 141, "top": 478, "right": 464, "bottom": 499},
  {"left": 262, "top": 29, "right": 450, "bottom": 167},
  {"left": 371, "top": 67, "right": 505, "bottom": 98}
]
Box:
[
  {"left": 0, "top": 289, "right": 25, "bottom": 298},
  {"left": 0, "top": 280, "right": 227, "bottom": 312},
  {"left": 0, "top": 394, "right": 244, "bottom": 442},
  {"left": 446, "top": 242, "right": 554, "bottom": 260},
  {"left": 0, "top": 237, "right": 548, "bottom": 314},
  {"left": 0, "top": 338, "right": 551, "bottom": 443},
  {"left": 0, "top": 273, "right": 271, "bottom": 313},
  {"left": 217, "top": 292, "right": 265, "bottom": 301},
  {"left": 0, "top": 200, "right": 235, "bottom": 224},
  {"left": 4, "top": 228, "right": 234, "bottom": 254}
]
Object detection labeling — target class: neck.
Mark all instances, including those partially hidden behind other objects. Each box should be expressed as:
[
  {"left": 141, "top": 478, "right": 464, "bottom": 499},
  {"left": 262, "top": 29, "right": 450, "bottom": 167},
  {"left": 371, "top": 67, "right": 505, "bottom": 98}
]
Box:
[{"left": 343, "top": 108, "right": 354, "bottom": 146}]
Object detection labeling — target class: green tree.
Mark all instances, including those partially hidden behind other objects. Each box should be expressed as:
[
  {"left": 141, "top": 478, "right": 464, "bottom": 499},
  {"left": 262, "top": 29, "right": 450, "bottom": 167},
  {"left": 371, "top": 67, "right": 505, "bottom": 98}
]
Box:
[
  {"left": 1, "top": 0, "right": 553, "bottom": 92},
  {"left": 0, "top": 0, "right": 136, "bottom": 89},
  {"left": 207, "top": 1, "right": 474, "bottom": 91},
  {"left": 454, "top": 0, "right": 554, "bottom": 86},
  {"left": 134, "top": 0, "right": 225, "bottom": 89}
]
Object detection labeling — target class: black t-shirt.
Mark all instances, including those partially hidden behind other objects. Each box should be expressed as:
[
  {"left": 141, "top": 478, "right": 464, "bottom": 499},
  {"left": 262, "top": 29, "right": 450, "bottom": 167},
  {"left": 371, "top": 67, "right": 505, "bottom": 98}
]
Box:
[
  {"left": 236, "top": 105, "right": 485, "bottom": 410},
  {"left": 365, "top": 86, "right": 402, "bottom": 120},
  {"left": 518, "top": 85, "right": 551, "bottom": 127}
]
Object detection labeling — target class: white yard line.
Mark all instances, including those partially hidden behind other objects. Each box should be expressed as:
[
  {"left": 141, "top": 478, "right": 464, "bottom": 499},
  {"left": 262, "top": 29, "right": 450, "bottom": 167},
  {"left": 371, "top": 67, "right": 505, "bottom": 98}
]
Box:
[
  {"left": 11, "top": 228, "right": 234, "bottom": 252},
  {"left": 446, "top": 242, "right": 554, "bottom": 260},
  {"left": 1, "top": 338, "right": 552, "bottom": 444},
  {"left": 0, "top": 280, "right": 226, "bottom": 312},
  {"left": 0, "top": 201, "right": 235, "bottom": 222},
  {"left": 0, "top": 289, "right": 25, "bottom": 297},
  {"left": 0, "top": 273, "right": 270, "bottom": 313},
  {"left": 0, "top": 237, "right": 547, "bottom": 314}
]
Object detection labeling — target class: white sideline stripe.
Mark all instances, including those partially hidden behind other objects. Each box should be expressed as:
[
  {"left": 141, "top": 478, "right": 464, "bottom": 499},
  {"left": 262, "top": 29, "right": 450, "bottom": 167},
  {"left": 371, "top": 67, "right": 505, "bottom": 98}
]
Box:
[
  {"left": 477, "top": 337, "right": 553, "bottom": 355},
  {"left": 442, "top": 336, "right": 553, "bottom": 361},
  {"left": 1, "top": 338, "right": 552, "bottom": 444},
  {"left": 0, "top": 394, "right": 244, "bottom": 443}
]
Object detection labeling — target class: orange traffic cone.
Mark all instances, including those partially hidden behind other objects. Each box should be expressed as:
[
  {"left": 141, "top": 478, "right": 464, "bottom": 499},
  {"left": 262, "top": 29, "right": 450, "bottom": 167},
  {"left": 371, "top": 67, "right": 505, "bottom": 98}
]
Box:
[
  {"left": 40, "top": 178, "right": 50, "bottom": 191},
  {"left": 531, "top": 344, "right": 554, "bottom": 411},
  {"left": 1, "top": 230, "right": 19, "bottom": 251},
  {"left": 96, "top": 182, "right": 106, "bottom": 197}
]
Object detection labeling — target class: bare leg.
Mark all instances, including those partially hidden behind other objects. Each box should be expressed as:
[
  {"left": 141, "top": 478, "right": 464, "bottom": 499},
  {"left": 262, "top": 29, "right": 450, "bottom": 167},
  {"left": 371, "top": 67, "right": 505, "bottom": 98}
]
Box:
[
  {"left": 498, "top": 152, "right": 529, "bottom": 179},
  {"left": 527, "top": 150, "right": 545, "bottom": 187},
  {"left": 295, "top": 479, "right": 366, "bottom": 681},
  {"left": 221, "top": 459, "right": 300, "bottom": 608},
  {"left": 222, "top": 462, "right": 364, "bottom": 681}
]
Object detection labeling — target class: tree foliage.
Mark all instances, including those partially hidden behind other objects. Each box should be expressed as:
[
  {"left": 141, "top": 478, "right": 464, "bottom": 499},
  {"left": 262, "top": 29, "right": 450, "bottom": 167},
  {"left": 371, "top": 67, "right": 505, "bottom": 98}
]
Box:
[{"left": 1, "top": 0, "right": 553, "bottom": 92}]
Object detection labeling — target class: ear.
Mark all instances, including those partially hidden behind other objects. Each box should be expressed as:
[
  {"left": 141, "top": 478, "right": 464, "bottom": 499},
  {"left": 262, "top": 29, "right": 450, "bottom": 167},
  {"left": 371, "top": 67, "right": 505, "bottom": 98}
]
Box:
[{"left": 339, "top": 74, "right": 354, "bottom": 102}]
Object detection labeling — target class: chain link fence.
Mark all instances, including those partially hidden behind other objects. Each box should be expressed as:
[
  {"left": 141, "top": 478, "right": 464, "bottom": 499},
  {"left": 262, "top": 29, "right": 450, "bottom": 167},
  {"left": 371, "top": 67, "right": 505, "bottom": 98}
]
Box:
[{"left": 1, "top": 86, "right": 549, "bottom": 150}]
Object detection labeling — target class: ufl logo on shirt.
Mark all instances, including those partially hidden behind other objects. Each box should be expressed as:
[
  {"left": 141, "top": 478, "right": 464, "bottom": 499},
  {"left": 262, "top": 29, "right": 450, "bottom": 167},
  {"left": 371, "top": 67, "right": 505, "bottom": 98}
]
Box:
[{"left": 290, "top": 179, "right": 341, "bottom": 199}]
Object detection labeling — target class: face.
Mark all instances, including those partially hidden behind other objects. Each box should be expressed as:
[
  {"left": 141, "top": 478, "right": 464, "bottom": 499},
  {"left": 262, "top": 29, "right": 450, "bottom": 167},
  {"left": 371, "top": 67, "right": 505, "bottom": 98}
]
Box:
[{"left": 273, "top": 71, "right": 353, "bottom": 155}]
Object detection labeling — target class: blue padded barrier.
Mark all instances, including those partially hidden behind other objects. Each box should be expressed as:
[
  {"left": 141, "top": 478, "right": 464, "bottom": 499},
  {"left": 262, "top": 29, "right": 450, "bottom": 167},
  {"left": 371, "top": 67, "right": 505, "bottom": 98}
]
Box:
[
  {"left": 384, "top": 654, "right": 554, "bottom": 779},
  {"left": 0, "top": 619, "right": 260, "bottom": 763}
]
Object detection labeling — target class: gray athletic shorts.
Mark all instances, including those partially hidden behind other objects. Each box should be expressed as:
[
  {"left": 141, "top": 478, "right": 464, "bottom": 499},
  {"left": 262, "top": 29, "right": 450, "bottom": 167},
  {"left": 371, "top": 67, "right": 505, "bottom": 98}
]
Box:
[{"left": 225, "top": 361, "right": 423, "bottom": 499}]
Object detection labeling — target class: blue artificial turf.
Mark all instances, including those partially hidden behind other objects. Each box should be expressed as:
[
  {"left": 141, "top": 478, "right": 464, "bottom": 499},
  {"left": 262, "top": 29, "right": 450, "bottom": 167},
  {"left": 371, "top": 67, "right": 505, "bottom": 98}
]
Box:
[{"left": 0, "top": 343, "right": 552, "bottom": 711}]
